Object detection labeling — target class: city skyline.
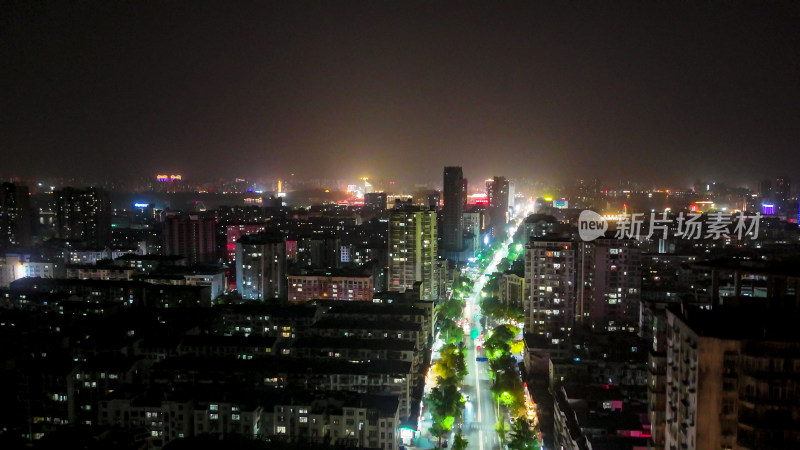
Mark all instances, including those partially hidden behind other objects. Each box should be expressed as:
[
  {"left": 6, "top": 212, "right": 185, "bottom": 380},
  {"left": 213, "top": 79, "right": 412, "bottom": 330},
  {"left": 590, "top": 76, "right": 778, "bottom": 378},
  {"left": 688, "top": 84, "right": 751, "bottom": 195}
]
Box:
[
  {"left": 3, "top": 2, "right": 799, "bottom": 185},
  {"left": 4, "top": 2, "right": 800, "bottom": 448}
]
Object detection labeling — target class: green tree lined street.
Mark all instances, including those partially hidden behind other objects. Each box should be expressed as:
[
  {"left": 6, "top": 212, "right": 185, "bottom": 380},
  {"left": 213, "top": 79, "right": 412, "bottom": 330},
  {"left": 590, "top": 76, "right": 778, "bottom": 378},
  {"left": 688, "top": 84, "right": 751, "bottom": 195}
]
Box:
[
  {"left": 475, "top": 223, "right": 542, "bottom": 449},
  {"left": 418, "top": 213, "right": 537, "bottom": 449}
]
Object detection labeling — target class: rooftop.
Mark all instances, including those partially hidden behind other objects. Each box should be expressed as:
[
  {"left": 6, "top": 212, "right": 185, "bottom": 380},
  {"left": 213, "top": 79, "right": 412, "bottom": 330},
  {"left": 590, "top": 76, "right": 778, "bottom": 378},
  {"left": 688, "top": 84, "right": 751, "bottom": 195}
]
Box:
[
  {"left": 671, "top": 304, "right": 800, "bottom": 341},
  {"left": 310, "top": 317, "right": 423, "bottom": 332},
  {"left": 291, "top": 336, "right": 416, "bottom": 352}
]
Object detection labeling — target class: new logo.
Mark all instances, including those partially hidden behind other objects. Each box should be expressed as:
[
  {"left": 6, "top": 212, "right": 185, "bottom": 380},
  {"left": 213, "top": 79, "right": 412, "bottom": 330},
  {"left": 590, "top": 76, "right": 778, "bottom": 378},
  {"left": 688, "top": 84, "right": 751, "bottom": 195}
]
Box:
[{"left": 578, "top": 210, "right": 607, "bottom": 241}]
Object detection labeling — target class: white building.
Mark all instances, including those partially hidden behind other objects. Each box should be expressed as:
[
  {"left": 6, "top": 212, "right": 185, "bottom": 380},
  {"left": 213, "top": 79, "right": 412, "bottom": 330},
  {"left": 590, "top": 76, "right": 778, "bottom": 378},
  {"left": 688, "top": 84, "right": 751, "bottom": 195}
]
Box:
[
  {"left": 387, "top": 206, "right": 438, "bottom": 299},
  {"left": 0, "top": 254, "right": 57, "bottom": 287}
]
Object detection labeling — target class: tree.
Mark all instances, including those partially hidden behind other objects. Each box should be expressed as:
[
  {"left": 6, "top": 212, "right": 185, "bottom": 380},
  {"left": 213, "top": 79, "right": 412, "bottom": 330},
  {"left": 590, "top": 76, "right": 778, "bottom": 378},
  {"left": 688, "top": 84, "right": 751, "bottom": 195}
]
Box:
[
  {"left": 490, "top": 324, "right": 520, "bottom": 342},
  {"left": 507, "top": 304, "right": 525, "bottom": 322},
  {"left": 439, "top": 318, "right": 463, "bottom": 345},
  {"left": 484, "top": 275, "right": 500, "bottom": 297},
  {"left": 484, "top": 324, "right": 520, "bottom": 360},
  {"left": 480, "top": 296, "right": 505, "bottom": 321},
  {"left": 507, "top": 417, "right": 540, "bottom": 450},
  {"left": 489, "top": 354, "right": 525, "bottom": 414},
  {"left": 438, "top": 298, "right": 464, "bottom": 321},
  {"left": 481, "top": 295, "right": 525, "bottom": 323},
  {"left": 427, "top": 377, "right": 465, "bottom": 432},
  {"left": 433, "top": 343, "right": 468, "bottom": 382},
  {"left": 453, "top": 275, "right": 473, "bottom": 297},
  {"left": 497, "top": 257, "right": 511, "bottom": 272},
  {"left": 495, "top": 417, "right": 510, "bottom": 445},
  {"left": 429, "top": 421, "right": 448, "bottom": 444},
  {"left": 452, "top": 431, "right": 469, "bottom": 450}
]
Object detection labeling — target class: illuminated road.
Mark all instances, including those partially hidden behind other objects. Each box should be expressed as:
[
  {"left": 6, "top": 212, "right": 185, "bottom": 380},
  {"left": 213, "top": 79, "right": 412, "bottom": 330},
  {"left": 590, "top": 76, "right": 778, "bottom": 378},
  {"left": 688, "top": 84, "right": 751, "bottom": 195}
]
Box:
[
  {"left": 461, "top": 217, "right": 525, "bottom": 450},
  {"left": 416, "top": 213, "right": 526, "bottom": 450}
]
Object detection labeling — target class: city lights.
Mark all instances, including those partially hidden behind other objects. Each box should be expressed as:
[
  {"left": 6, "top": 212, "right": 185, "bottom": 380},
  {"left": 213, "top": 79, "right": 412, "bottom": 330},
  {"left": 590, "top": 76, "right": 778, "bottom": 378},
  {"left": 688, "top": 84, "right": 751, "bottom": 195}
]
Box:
[{"left": 3, "top": 1, "right": 798, "bottom": 448}]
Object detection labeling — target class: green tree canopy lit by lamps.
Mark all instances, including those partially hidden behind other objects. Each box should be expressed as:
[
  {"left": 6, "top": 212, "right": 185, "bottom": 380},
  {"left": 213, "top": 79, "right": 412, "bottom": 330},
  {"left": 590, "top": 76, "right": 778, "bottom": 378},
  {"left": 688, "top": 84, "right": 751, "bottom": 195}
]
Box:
[
  {"left": 452, "top": 431, "right": 469, "bottom": 450},
  {"left": 439, "top": 318, "right": 463, "bottom": 345},
  {"left": 507, "top": 417, "right": 541, "bottom": 450}
]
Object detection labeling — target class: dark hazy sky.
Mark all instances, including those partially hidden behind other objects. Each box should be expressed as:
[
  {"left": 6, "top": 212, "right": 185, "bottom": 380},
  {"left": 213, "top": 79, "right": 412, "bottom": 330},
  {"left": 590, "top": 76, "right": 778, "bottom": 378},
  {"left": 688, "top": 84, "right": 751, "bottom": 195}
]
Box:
[{"left": 3, "top": 1, "right": 798, "bottom": 186}]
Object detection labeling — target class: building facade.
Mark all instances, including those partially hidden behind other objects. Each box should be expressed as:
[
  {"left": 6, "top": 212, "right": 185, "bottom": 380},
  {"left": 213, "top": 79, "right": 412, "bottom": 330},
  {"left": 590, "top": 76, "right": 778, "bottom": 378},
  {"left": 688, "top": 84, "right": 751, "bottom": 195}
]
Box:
[
  {"left": 226, "top": 224, "right": 267, "bottom": 261},
  {"left": 487, "top": 176, "right": 510, "bottom": 240},
  {"left": 585, "top": 238, "right": 642, "bottom": 334},
  {"left": 163, "top": 215, "right": 217, "bottom": 264},
  {"left": 236, "top": 233, "right": 287, "bottom": 300},
  {"left": 0, "top": 182, "right": 31, "bottom": 247},
  {"left": 499, "top": 272, "right": 525, "bottom": 308},
  {"left": 387, "top": 206, "right": 439, "bottom": 299},
  {"left": 442, "top": 166, "right": 465, "bottom": 253},
  {"left": 288, "top": 274, "right": 373, "bottom": 303},
  {"left": 54, "top": 187, "right": 112, "bottom": 247},
  {"left": 524, "top": 238, "right": 577, "bottom": 342},
  {"left": 664, "top": 306, "right": 800, "bottom": 450}
]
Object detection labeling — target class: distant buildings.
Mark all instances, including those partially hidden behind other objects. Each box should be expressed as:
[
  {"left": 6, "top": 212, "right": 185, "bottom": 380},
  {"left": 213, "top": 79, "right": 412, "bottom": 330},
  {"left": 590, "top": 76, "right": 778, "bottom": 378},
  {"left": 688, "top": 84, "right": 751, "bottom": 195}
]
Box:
[
  {"left": 487, "top": 176, "right": 510, "bottom": 240},
  {"left": 442, "top": 166, "right": 465, "bottom": 253},
  {"left": 364, "top": 192, "right": 388, "bottom": 211},
  {"left": 775, "top": 176, "right": 791, "bottom": 206},
  {"left": 0, "top": 182, "right": 31, "bottom": 247},
  {"left": 236, "top": 233, "right": 287, "bottom": 300},
  {"left": 287, "top": 271, "right": 373, "bottom": 303},
  {"left": 297, "top": 235, "right": 341, "bottom": 270},
  {"left": 54, "top": 187, "right": 112, "bottom": 247},
  {"left": 225, "top": 224, "right": 267, "bottom": 261},
  {"left": 0, "top": 253, "right": 57, "bottom": 287},
  {"left": 523, "top": 213, "right": 558, "bottom": 239},
  {"left": 461, "top": 207, "right": 486, "bottom": 256},
  {"left": 163, "top": 214, "right": 217, "bottom": 264},
  {"left": 387, "top": 205, "right": 439, "bottom": 299}
]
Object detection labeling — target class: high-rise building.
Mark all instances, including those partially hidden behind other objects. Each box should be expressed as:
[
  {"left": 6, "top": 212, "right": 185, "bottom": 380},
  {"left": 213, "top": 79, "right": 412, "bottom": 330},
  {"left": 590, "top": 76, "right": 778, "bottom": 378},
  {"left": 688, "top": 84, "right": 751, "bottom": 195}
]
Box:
[
  {"left": 364, "top": 192, "right": 388, "bottom": 211},
  {"left": 487, "top": 176, "right": 510, "bottom": 240},
  {"left": 442, "top": 167, "right": 465, "bottom": 253},
  {"left": 425, "top": 191, "right": 440, "bottom": 211},
  {"left": 225, "top": 224, "right": 268, "bottom": 261},
  {"left": 523, "top": 214, "right": 558, "bottom": 239},
  {"left": 524, "top": 238, "right": 577, "bottom": 342},
  {"left": 663, "top": 305, "right": 800, "bottom": 450},
  {"left": 236, "top": 233, "right": 287, "bottom": 300},
  {"left": 758, "top": 179, "right": 772, "bottom": 198},
  {"left": 54, "top": 187, "right": 112, "bottom": 247},
  {"left": 0, "top": 183, "right": 31, "bottom": 247},
  {"left": 388, "top": 205, "right": 439, "bottom": 299},
  {"left": 163, "top": 215, "right": 217, "bottom": 264},
  {"left": 583, "top": 238, "right": 641, "bottom": 334},
  {"left": 461, "top": 208, "right": 485, "bottom": 256},
  {"left": 299, "top": 235, "right": 341, "bottom": 270},
  {"left": 775, "top": 176, "right": 791, "bottom": 212}
]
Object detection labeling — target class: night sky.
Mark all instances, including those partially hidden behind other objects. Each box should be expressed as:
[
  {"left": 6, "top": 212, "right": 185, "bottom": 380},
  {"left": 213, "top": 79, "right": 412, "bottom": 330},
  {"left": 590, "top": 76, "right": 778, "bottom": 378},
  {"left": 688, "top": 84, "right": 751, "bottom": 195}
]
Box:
[{"left": 3, "top": 1, "right": 798, "bottom": 186}]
